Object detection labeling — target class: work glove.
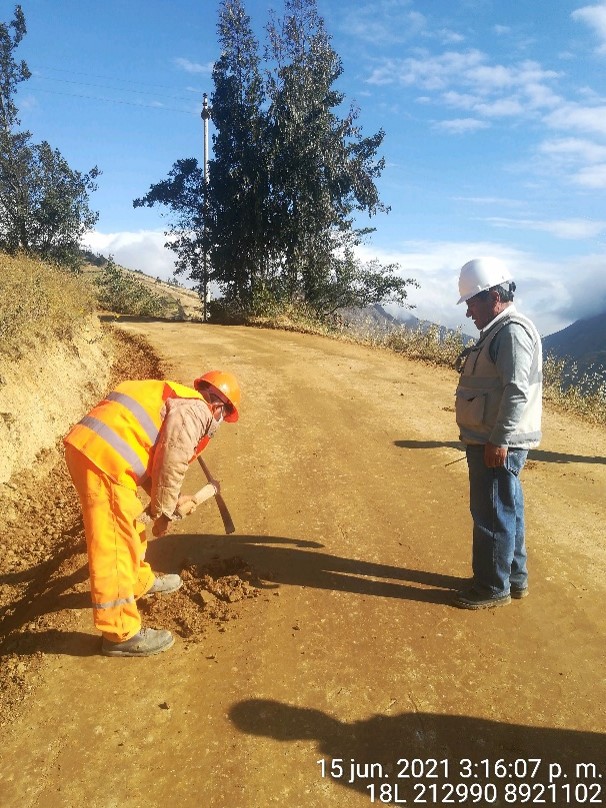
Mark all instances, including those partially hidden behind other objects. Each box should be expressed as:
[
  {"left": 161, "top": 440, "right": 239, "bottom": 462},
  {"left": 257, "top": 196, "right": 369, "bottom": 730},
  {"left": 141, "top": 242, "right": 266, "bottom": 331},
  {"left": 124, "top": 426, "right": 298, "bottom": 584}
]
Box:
[
  {"left": 175, "top": 484, "right": 218, "bottom": 518},
  {"left": 152, "top": 514, "right": 171, "bottom": 538}
]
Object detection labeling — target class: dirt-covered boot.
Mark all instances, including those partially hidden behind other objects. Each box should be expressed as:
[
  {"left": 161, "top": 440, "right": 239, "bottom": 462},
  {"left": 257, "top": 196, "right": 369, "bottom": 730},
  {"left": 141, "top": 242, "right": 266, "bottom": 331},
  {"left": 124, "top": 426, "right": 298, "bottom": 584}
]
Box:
[
  {"left": 143, "top": 573, "right": 182, "bottom": 596},
  {"left": 101, "top": 628, "right": 175, "bottom": 657}
]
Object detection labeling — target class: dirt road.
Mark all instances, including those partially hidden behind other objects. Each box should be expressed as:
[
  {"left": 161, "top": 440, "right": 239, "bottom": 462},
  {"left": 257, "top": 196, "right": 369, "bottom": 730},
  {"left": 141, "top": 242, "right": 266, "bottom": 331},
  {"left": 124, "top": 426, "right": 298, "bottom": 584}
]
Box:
[{"left": 2, "top": 320, "right": 605, "bottom": 807}]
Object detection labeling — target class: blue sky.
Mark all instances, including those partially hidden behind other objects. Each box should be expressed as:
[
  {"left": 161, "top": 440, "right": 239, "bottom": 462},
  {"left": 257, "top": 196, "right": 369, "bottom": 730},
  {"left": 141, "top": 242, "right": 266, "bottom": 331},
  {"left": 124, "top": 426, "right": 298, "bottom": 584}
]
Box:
[{"left": 13, "top": 0, "right": 606, "bottom": 336}]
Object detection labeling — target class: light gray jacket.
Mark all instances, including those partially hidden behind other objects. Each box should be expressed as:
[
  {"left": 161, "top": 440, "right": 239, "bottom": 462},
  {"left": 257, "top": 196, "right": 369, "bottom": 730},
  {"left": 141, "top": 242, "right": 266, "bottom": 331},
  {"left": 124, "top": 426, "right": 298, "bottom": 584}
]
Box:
[
  {"left": 150, "top": 397, "right": 218, "bottom": 519},
  {"left": 455, "top": 306, "right": 542, "bottom": 448}
]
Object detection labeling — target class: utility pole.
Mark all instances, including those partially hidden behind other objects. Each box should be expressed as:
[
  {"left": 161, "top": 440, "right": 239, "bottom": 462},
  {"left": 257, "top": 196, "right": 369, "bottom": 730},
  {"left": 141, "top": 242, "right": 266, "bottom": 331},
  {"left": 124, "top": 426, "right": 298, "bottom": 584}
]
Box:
[{"left": 201, "top": 92, "right": 212, "bottom": 321}]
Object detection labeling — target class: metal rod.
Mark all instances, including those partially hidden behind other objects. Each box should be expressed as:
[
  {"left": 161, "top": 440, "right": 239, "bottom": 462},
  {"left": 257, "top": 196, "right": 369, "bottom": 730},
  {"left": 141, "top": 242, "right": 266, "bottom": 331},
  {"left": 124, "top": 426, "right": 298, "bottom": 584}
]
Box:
[{"left": 201, "top": 93, "right": 212, "bottom": 321}]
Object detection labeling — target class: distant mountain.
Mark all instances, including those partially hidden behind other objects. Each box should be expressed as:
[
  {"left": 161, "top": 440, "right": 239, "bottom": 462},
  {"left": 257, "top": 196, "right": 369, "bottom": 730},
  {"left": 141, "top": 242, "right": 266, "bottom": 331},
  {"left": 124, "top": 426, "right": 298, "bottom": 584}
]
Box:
[
  {"left": 542, "top": 311, "right": 606, "bottom": 389},
  {"left": 338, "top": 304, "right": 474, "bottom": 343}
]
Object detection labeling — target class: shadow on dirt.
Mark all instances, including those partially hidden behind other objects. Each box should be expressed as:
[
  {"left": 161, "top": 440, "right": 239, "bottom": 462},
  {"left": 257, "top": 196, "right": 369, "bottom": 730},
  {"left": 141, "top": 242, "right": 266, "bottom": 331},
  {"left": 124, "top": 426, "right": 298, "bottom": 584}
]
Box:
[
  {"left": 1, "top": 528, "right": 464, "bottom": 659},
  {"left": 0, "top": 544, "right": 90, "bottom": 649},
  {"left": 149, "top": 532, "right": 465, "bottom": 606},
  {"left": 229, "top": 698, "right": 606, "bottom": 800},
  {"left": 394, "top": 439, "right": 606, "bottom": 465},
  {"left": 4, "top": 629, "right": 99, "bottom": 657}
]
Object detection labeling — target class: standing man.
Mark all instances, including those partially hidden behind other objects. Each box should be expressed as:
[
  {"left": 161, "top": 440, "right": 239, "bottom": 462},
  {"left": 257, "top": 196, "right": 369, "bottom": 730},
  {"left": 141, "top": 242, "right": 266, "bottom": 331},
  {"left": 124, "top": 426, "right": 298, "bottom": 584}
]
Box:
[
  {"left": 64, "top": 370, "right": 240, "bottom": 655},
  {"left": 453, "top": 258, "right": 542, "bottom": 609}
]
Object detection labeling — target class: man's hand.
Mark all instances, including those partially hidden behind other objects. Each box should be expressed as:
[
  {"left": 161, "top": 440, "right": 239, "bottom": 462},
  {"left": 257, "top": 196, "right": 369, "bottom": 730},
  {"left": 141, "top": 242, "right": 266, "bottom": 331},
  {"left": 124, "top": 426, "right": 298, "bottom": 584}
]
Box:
[
  {"left": 152, "top": 514, "right": 171, "bottom": 538},
  {"left": 176, "top": 493, "right": 198, "bottom": 514},
  {"left": 484, "top": 442, "right": 508, "bottom": 468}
]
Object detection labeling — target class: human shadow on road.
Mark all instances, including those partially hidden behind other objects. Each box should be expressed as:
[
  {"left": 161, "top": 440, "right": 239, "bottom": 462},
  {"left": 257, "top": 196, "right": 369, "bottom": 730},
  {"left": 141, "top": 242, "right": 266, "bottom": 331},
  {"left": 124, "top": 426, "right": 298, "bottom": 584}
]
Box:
[
  {"left": 5, "top": 531, "right": 464, "bottom": 658},
  {"left": 229, "top": 698, "right": 606, "bottom": 802},
  {"left": 0, "top": 554, "right": 90, "bottom": 644},
  {"left": 0, "top": 556, "right": 97, "bottom": 658},
  {"left": 150, "top": 533, "right": 465, "bottom": 606},
  {"left": 394, "top": 439, "right": 606, "bottom": 465},
  {"left": 4, "top": 628, "right": 99, "bottom": 657}
]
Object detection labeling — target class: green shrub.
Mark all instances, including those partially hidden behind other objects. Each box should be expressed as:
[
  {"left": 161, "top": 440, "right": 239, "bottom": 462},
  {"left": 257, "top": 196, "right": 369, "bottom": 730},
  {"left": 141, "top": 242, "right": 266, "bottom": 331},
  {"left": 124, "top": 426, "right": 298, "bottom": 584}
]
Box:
[{"left": 94, "top": 258, "right": 175, "bottom": 318}]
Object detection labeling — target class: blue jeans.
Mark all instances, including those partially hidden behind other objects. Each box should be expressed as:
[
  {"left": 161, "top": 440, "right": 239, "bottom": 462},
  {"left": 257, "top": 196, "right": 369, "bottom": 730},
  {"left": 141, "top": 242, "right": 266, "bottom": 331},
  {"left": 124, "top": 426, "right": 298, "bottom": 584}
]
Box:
[{"left": 465, "top": 445, "right": 529, "bottom": 597}]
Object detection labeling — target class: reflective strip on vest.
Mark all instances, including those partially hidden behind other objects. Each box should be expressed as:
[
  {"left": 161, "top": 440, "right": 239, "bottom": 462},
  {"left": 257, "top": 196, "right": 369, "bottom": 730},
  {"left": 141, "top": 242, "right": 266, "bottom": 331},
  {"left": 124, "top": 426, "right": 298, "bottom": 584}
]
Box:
[
  {"left": 106, "top": 391, "right": 160, "bottom": 445},
  {"left": 79, "top": 415, "right": 147, "bottom": 479},
  {"left": 93, "top": 595, "right": 136, "bottom": 610}
]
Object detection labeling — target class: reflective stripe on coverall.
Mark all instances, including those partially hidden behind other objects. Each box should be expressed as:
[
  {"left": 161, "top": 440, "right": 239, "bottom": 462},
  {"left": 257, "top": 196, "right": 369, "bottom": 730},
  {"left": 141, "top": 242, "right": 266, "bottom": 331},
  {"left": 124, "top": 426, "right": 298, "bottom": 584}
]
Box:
[
  {"left": 63, "top": 380, "right": 207, "bottom": 642},
  {"left": 65, "top": 443, "right": 151, "bottom": 642}
]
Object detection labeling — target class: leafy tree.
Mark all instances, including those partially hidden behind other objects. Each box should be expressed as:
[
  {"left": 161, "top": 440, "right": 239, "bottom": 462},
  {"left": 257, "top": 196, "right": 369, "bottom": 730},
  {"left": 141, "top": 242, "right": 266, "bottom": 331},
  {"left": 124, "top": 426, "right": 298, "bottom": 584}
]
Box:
[
  {"left": 0, "top": 4, "right": 29, "bottom": 134},
  {"left": 263, "top": 0, "right": 410, "bottom": 313},
  {"left": 13, "top": 140, "right": 99, "bottom": 269},
  {"left": 133, "top": 157, "right": 206, "bottom": 281},
  {"left": 134, "top": 0, "right": 416, "bottom": 317},
  {"left": 206, "top": 0, "right": 269, "bottom": 306},
  {"left": 134, "top": 0, "right": 268, "bottom": 307},
  {"left": 0, "top": 5, "right": 99, "bottom": 270},
  {"left": 307, "top": 248, "right": 419, "bottom": 316}
]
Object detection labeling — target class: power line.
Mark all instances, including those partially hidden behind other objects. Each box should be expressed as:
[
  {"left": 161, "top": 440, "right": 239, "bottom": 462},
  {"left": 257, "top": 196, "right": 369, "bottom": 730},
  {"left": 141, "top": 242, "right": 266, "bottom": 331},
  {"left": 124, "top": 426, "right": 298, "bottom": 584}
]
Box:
[
  {"left": 31, "top": 73, "right": 200, "bottom": 105},
  {"left": 31, "top": 86, "right": 199, "bottom": 115},
  {"left": 28, "top": 63, "right": 205, "bottom": 113},
  {"left": 30, "top": 63, "right": 208, "bottom": 95}
]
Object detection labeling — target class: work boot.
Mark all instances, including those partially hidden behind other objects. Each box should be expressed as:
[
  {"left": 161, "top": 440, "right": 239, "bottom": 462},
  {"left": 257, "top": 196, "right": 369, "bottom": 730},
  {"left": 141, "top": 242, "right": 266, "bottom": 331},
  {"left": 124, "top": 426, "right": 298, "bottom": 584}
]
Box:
[
  {"left": 510, "top": 585, "right": 529, "bottom": 599},
  {"left": 101, "top": 628, "right": 175, "bottom": 657},
  {"left": 144, "top": 573, "right": 182, "bottom": 596},
  {"left": 452, "top": 587, "right": 511, "bottom": 610}
]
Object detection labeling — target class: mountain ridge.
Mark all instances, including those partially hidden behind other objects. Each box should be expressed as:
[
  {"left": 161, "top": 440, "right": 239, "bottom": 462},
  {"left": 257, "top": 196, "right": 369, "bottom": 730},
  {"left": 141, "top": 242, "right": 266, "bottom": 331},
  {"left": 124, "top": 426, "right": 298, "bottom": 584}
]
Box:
[{"left": 542, "top": 310, "right": 606, "bottom": 387}]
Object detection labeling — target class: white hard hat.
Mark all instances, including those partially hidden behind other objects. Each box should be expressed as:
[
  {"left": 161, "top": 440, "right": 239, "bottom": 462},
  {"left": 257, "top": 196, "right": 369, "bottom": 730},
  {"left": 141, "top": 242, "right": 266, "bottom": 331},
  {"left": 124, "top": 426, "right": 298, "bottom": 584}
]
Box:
[{"left": 457, "top": 257, "right": 514, "bottom": 304}]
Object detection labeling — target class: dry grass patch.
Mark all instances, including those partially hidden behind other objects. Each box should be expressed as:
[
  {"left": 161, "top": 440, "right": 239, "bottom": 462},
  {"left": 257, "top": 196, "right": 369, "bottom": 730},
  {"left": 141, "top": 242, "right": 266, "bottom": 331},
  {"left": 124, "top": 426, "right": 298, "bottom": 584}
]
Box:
[{"left": 0, "top": 253, "right": 95, "bottom": 360}]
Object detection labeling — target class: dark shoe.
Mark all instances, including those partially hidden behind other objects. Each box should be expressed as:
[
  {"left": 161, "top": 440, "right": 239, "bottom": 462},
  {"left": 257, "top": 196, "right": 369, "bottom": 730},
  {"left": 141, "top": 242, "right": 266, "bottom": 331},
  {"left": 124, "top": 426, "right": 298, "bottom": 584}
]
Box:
[
  {"left": 144, "top": 573, "right": 182, "bottom": 596},
  {"left": 453, "top": 587, "right": 511, "bottom": 610},
  {"left": 510, "top": 585, "right": 529, "bottom": 599},
  {"left": 101, "top": 628, "right": 175, "bottom": 657}
]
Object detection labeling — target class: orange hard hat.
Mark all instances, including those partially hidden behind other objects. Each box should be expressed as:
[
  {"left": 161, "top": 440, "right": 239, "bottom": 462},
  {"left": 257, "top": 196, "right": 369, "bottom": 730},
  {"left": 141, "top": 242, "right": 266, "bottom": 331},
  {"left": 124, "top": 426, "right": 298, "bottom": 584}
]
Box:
[{"left": 194, "top": 370, "right": 240, "bottom": 422}]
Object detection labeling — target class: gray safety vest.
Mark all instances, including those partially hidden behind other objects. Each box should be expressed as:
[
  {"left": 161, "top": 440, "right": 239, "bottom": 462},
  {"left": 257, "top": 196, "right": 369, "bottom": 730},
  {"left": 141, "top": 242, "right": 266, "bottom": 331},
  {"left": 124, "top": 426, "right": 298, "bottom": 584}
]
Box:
[{"left": 455, "top": 311, "right": 542, "bottom": 447}]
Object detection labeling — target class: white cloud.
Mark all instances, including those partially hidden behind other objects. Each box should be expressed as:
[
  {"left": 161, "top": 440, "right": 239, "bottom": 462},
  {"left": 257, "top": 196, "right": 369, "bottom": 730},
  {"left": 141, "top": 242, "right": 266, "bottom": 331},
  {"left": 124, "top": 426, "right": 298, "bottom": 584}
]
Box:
[
  {"left": 547, "top": 254, "right": 606, "bottom": 323},
  {"left": 340, "top": 2, "right": 427, "bottom": 45},
  {"left": 380, "top": 45, "right": 603, "bottom": 183},
  {"left": 546, "top": 103, "right": 606, "bottom": 136},
  {"left": 438, "top": 29, "right": 465, "bottom": 45},
  {"left": 82, "top": 230, "right": 185, "bottom": 283},
  {"left": 466, "top": 63, "right": 515, "bottom": 89},
  {"left": 572, "top": 3, "right": 606, "bottom": 53},
  {"left": 442, "top": 90, "right": 477, "bottom": 110},
  {"left": 540, "top": 136, "right": 606, "bottom": 162},
  {"left": 367, "top": 49, "right": 486, "bottom": 90},
  {"left": 454, "top": 196, "right": 527, "bottom": 208},
  {"left": 174, "top": 57, "right": 214, "bottom": 75},
  {"left": 481, "top": 216, "right": 606, "bottom": 239},
  {"left": 537, "top": 136, "right": 606, "bottom": 187},
  {"left": 354, "top": 241, "right": 603, "bottom": 336},
  {"left": 435, "top": 117, "right": 490, "bottom": 133},
  {"left": 474, "top": 97, "right": 525, "bottom": 117},
  {"left": 367, "top": 50, "right": 561, "bottom": 126},
  {"left": 575, "top": 163, "right": 606, "bottom": 187}
]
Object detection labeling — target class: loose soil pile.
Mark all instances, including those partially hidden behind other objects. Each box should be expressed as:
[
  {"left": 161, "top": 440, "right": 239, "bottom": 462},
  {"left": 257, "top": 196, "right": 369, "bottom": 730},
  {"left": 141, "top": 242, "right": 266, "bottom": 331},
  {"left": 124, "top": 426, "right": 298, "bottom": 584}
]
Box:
[{"left": 140, "top": 556, "right": 262, "bottom": 641}]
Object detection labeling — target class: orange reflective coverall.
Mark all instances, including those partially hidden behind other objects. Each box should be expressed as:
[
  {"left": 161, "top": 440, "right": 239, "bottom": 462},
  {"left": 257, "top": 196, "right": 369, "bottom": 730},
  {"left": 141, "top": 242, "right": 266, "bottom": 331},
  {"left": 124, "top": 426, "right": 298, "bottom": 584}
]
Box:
[{"left": 64, "top": 380, "right": 213, "bottom": 642}]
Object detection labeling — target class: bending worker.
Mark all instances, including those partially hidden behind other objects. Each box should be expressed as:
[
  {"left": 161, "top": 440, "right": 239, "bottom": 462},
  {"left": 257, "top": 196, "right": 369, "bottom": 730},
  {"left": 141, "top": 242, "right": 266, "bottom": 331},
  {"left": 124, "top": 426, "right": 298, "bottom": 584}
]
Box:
[
  {"left": 453, "top": 258, "right": 542, "bottom": 610},
  {"left": 64, "top": 370, "right": 240, "bottom": 656}
]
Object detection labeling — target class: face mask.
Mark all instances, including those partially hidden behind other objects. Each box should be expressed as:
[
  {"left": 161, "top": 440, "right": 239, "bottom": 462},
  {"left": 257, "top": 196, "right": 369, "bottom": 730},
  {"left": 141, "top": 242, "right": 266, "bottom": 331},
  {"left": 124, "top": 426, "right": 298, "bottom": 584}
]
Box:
[{"left": 207, "top": 411, "right": 222, "bottom": 438}]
